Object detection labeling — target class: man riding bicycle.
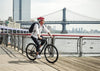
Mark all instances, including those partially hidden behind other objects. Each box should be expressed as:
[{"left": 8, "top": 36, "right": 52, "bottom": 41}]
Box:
[{"left": 31, "top": 17, "right": 53, "bottom": 59}]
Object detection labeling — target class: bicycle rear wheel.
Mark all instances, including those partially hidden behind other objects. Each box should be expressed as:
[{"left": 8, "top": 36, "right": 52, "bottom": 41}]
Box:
[
  {"left": 44, "top": 44, "right": 59, "bottom": 63},
  {"left": 26, "top": 43, "right": 37, "bottom": 61}
]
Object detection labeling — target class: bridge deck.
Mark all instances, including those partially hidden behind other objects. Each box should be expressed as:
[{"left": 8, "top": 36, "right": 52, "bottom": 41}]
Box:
[{"left": 0, "top": 45, "right": 100, "bottom": 71}]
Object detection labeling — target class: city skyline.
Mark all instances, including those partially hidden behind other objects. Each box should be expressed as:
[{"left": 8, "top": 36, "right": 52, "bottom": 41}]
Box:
[{"left": 49, "top": 25, "right": 100, "bottom": 33}]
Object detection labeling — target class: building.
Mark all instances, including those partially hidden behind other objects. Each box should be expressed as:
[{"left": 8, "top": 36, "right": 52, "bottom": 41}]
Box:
[
  {"left": 13, "top": 0, "right": 31, "bottom": 21},
  {"left": 8, "top": 21, "right": 20, "bottom": 29}
]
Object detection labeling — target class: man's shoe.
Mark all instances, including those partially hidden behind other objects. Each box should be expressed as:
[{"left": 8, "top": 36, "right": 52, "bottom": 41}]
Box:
[
  {"left": 36, "top": 55, "right": 41, "bottom": 59},
  {"left": 39, "top": 47, "right": 42, "bottom": 51}
]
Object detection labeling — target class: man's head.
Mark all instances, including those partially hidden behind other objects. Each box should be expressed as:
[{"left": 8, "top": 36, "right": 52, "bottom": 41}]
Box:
[{"left": 37, "top": 17, "right": 45, "bottom": 25}]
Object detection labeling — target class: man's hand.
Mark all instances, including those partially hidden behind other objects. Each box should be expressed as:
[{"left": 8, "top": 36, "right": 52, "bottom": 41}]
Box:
[
  {"left": 50, "top": 35, "right": 53, "bottom": 38},
  {"left": 38, "top": 36, "right": 42, "bottom": 39},
  {"left": 38, "top": 34, "right": 42, "bottom": 39},
  {"left": 48, "top": 32, "right": 53, "bottom": 38}
]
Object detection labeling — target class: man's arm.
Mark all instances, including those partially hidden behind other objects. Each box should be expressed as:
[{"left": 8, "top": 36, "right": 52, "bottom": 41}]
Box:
[
  {"left": 48, "top": 32, "right": 53, "bottom": 38},
  {"left": 43, "top": 25, "right": 53, "bottom": 38},
  {"left": 35, "top": 24, "right": 42, "bottom": 39}
]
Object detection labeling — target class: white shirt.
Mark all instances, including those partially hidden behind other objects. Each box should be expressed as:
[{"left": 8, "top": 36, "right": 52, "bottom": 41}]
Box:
[{"left": 31, "top": 23, "right": 50, "bottom": 38}]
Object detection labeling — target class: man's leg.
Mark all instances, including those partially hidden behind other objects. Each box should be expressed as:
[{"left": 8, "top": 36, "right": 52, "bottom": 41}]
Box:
[
  {"left": 31, "top": 36, "right": 41, "bottom": 58},
  {"left": 39, "top": 36, "right": 46, "bottom": 48}
]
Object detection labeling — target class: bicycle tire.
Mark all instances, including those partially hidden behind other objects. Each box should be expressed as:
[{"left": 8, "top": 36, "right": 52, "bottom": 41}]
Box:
[
  {"left": 26, "top": 43, "right": 37, "bottom": 61},
  {"left": 44, "top": 44, "right": 59, "bottom": 63}
]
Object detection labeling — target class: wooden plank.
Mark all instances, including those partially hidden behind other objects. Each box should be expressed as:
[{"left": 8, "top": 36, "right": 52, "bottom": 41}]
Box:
[{"left": 40, "top": 57, "right": 100, "bottom": 71}]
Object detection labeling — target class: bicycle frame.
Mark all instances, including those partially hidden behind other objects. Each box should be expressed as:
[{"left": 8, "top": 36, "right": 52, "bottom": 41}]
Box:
[
  {"left": 39, "top": 40, "right": 48, "bottom": 55},
  {"left": 26, "top": 37, "right": 59, "bottom": 63}
]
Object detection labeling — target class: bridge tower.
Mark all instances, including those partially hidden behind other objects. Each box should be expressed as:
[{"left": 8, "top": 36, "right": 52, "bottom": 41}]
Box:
[{"left": 61, "top": 8, "right": 67, "bottom": 33}]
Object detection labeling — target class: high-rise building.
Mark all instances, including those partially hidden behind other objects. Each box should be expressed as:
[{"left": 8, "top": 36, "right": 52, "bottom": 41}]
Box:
[{"left": 13, "top": 0, "right": 31, "bottom": 21}]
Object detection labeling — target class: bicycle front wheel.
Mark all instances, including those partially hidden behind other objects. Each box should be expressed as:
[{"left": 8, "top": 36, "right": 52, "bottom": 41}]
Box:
[
  {"left": 44, "top": 44, "right": 59, "bottom": 63},
  {"left": 26, "top": 43, "right": 37, "bottom": 61}
]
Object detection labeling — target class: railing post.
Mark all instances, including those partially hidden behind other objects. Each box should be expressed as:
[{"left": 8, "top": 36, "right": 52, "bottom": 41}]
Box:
[
  {"left": 18, "top": 35, "right": 20, "bottom": 51},
  {"left": 50, "top": 36, "right": 55, "bottom": 57},
  {"left": 11, "top": 30, "right": 14, "bottom": 48},
  {"left": 0, "top": 34, "right": 3, "bottom": 44},
  {"left": 47, "top": 37, "right": 51, "bottom": 44},
  {"left": 14, "top": 35, "right": 16, "bottom": 50},
  {"left": 51, "top": 36, "right": 55, "bottom": 45},
  {"left": 79, "top": 37, "right": 83, "bottom": 57},
  {"left": 22, "top": 35, "right": 24, "bottom": 54},
  {"left": 5, "top": 34, "right": 8, "bottom": 47},
  {"left": 11, "top": 35, "right": 12, "bottom": 48},
  {"left": 2, "top": 29, "right": 5, "bottom": 44}
]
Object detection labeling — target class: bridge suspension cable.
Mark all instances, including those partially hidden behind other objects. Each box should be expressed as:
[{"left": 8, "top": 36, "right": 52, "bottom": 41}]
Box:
[
  {"left": 33, "top": 9, "right": 63, "bottom": 21},
  {"left": 66, "top": 8, "right": 100, "bottom": 21},
  {"left": 42, "top": 9, "right": 62, "bottom": 17},
  {"left": 32, "top": 8, "right": 100, "bottom": 21}
]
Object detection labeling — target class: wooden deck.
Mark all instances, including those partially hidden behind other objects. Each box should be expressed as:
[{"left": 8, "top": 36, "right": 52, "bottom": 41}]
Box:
[
  {"left": 0, "top": 45, "right": 100, "bottom": 71},
  {"left": 40, "top": 56, "right": 100, "bottom": 71}
]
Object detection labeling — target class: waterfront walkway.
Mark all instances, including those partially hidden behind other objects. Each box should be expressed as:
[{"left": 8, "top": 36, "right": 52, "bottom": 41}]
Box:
[{"left": 0, "top": 45, "right": 100, "bottom": 71}]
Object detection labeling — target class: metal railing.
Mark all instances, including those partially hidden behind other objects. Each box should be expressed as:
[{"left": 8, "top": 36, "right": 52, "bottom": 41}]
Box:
[{"left": 0, "top": 33, "right": 100, "bottom": 57}]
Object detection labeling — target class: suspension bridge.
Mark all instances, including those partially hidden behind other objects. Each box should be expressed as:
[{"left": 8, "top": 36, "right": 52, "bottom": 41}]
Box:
[{"left": 16, "top": 8, "right": 100, "bottom": 33}]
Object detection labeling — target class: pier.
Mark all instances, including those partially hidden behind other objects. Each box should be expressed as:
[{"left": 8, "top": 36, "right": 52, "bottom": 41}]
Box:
[{"left": 0, "top": 44, "right": 100, "bottom": 71}]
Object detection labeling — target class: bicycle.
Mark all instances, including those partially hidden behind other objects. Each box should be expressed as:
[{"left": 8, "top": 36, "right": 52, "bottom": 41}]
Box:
[{"left": 26, "top": 38, "right": 59, "bottom": 63}]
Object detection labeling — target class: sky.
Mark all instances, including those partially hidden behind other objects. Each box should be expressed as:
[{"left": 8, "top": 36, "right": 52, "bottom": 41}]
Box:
[
  {"left": 0, "top": 0, "right": 100, "bottom": 31},
  {"left": 0, "top": 0, "right": 100, "bottom": 20},
  {"left": 32, "top": 0, "right": 100, "bottom": 20}
]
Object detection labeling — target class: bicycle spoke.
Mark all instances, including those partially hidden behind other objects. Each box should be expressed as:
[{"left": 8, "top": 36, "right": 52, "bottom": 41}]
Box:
[
  {"left": 26, "top": 43, "right": 37, "bottom": 61},
  {"left": 44, "top": 44, "right": 58, "bottom": 63}
]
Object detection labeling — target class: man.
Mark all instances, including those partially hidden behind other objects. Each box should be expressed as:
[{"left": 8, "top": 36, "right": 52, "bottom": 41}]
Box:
[{"left": 31, "top": 17, "right": 53, "bottom": 59}]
